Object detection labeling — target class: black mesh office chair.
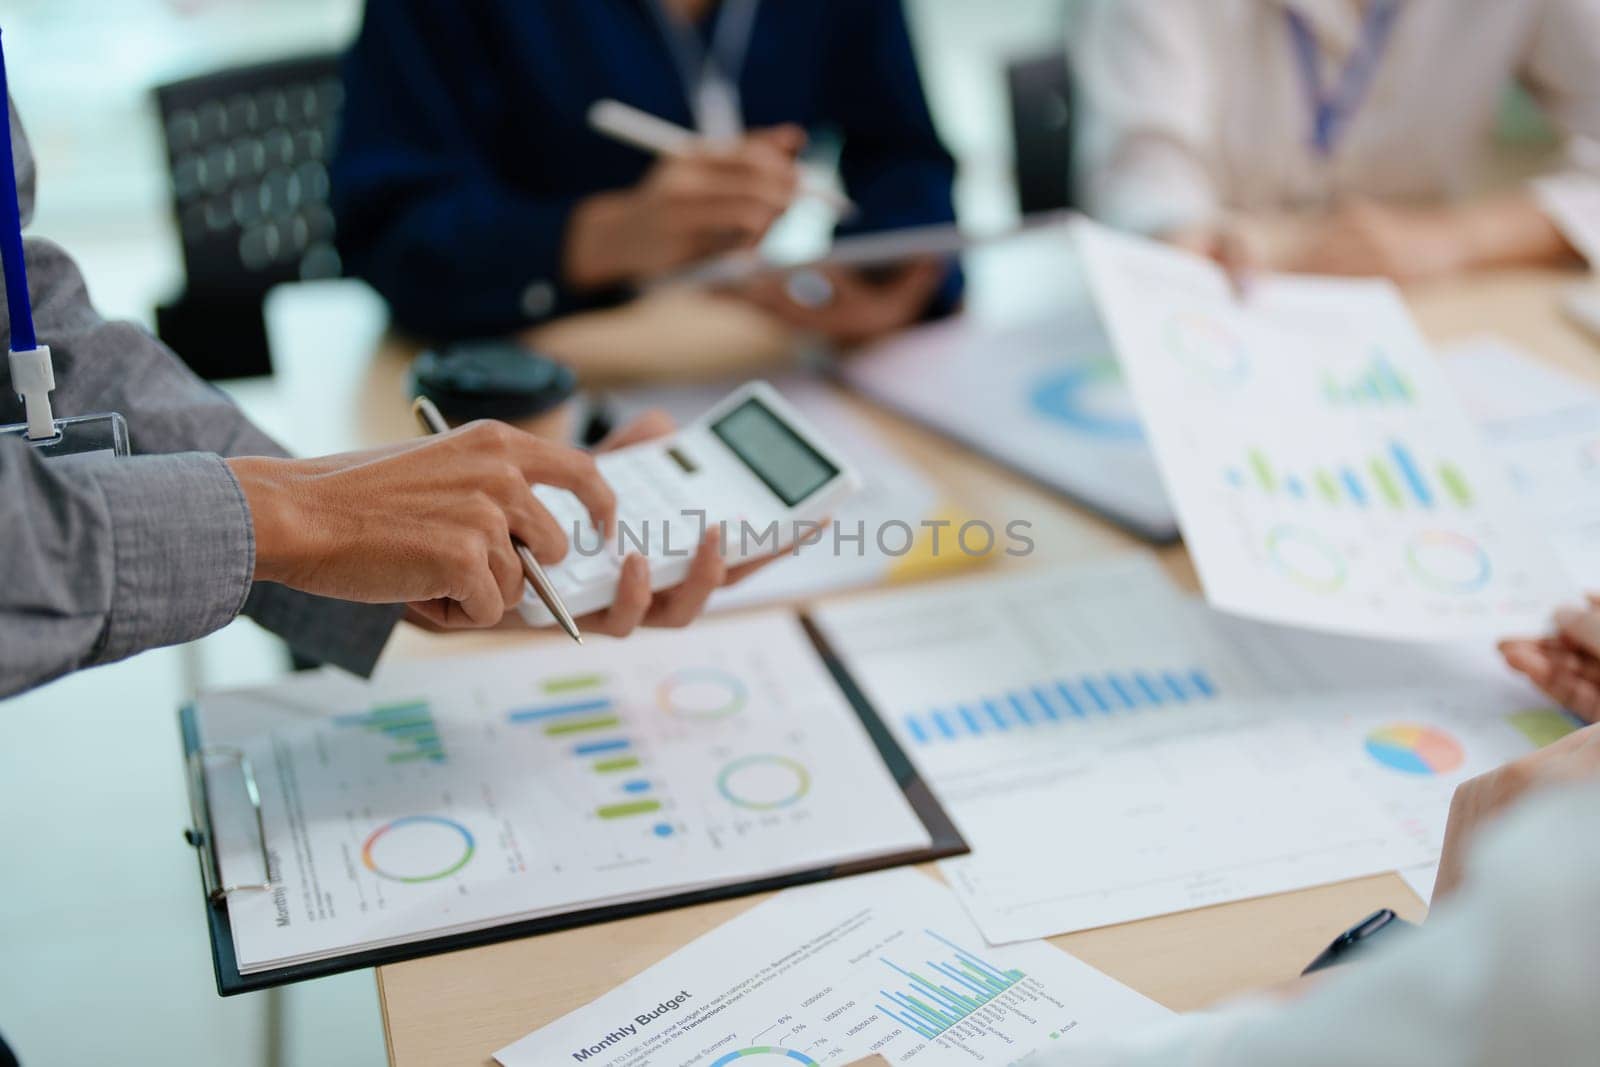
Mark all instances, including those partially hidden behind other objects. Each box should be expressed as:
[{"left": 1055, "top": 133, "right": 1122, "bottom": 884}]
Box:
[
  {"left": 1006, "top": 49, "right": 1077, "bottom": 216},
  {"left": 152, "top": 54, "right": 345, "bottom": 380}
]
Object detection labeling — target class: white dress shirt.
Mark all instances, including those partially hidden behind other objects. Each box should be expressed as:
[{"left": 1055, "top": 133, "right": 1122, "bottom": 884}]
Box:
[
  {"left": 1070, "top": 0, "right": 1600, "bottom": 256},
  {"left": 1042, "top": 777, "right": 1600, "bottom": 1065}
]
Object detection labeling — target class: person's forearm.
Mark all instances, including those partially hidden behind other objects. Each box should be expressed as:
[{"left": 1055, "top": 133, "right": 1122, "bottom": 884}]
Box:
[
  {"left": 226, "top": 456, "right": 317, "bottom": 585},
  {"left": 1456, "top": 191, "right": 1582, "bottom": 272}
]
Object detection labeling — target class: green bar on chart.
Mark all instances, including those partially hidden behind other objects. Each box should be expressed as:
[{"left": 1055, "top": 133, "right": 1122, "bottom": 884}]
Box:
[
  {"left": 541, "top": 673, "right": 607, "bottom": 695},
  {"left": 1248, "top": 448, "right": 1276, "bottom": 492},
  {"left": 1439, "top": 464, "right": 1473, "bottom": 507},
  {"left": 1314, "top": 469, "right": 1340, "bottom": 504},
  {"left": 594, "top": 756, "right": 642, "bottom": 773},
  {"left": 1369, "top": 459, "right": 1404, "bottom": 508},
  {"left": 544, "top": 715, "right": 622, "bottom": 737},
  {"left": 596, "top": 800, "right": 662, "bottom": 820}
]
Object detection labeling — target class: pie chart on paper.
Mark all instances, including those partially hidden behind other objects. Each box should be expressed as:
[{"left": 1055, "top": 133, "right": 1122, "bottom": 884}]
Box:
[{"left": 1364, "top": 723, "right": 1465, "bottom": 776}]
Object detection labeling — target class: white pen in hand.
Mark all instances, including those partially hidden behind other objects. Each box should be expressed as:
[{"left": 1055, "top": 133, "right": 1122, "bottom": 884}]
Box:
[
  {"left": 588, "top": 98, "right": 856, "bottom": 216},
  {"left": 411, "top": 397, "right": 584, "bottom": 645}
]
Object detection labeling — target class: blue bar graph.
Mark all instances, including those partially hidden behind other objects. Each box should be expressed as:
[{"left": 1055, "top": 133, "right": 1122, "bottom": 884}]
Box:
[
  {"left": 874, "top": 930, "right": 1029, "bottom": 1041},
  {"left": 901, "top": 667, "right": 1221, "bottom": 745}
]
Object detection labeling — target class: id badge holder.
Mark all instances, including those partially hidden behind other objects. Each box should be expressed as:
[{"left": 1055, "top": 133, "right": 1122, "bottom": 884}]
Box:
[{"left": 0, "top": 411, "right": 130, "bottom": 459}]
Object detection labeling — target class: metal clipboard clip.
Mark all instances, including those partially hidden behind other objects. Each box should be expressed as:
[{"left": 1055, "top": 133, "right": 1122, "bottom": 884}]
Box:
[{"left": 185, "top": 745, "right": 276, "bottom": 905}]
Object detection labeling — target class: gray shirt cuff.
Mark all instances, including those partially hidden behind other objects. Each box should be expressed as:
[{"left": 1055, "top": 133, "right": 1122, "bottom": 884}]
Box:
[
  {"left": 82, "top": 451, "right": 254, "bottom": 664},
  {"left": 243, "top": 584, "right": 403, "bottom": 678}
]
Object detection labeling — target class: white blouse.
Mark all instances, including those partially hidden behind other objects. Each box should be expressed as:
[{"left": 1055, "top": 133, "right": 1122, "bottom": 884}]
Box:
[{"left": 1069, "top": 0, "right": 1600, "bottom": 257}]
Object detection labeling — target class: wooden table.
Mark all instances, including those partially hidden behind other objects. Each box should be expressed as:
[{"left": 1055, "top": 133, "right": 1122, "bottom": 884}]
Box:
[{"left": 371, "top": 267, "right": 1597, "bottom": 1066}]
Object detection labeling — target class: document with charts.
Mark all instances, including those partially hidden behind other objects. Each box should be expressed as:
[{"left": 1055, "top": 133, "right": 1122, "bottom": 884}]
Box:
[
  {"left": 192, "top": 613, "right": 938, "bottom": 975},
  {"left": 1075, "top": 219, "right": 1572, "bottom": 640},
  {"left": 811, "top": 559, "right": 1565, "bottom": 942},
  {"left": 495, "top": 868, "right": 1167, "bottom": 1067}
]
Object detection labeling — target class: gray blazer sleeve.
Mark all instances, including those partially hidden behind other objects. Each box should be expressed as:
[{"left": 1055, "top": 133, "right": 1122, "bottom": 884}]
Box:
[{"left": 0, "top": 98, "right": 400, "bottom": 696}]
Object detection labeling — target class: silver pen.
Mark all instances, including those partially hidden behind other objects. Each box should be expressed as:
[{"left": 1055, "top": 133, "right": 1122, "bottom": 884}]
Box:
[{"left": 411, "top": 397, "right": 584, "bottom": 645}]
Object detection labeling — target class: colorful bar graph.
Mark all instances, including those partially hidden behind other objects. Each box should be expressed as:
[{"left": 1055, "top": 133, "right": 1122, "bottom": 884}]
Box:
[
  {"left": 874, "top": 931, "right": 1028, "bottom": 1041},
  {"left": 594, "top": 755, "right": 642, "bottom": 773},
  {"left": 334, "top": 701, "right": 446, "bottom": 763},
  {"left": 1228, "top": 442, "right": 1473, "bottom": 512},
  {"left": 901, "top": 667, "right": 1221, "bottom": 745}
]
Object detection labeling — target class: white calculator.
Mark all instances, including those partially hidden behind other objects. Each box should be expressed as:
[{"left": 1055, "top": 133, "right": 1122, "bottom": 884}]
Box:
[{"left": 519, "top": 382, "right": 862, "bottom": 627}]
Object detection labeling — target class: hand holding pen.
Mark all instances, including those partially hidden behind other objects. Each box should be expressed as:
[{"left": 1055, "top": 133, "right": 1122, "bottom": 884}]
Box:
[{"left": 404, "top": 405, "right": 771, "bottom": 639}]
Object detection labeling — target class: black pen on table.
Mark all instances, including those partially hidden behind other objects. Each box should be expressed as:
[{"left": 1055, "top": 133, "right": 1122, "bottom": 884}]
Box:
[{"left": 411, "top": 396, "right": 584, "bottom": 645}]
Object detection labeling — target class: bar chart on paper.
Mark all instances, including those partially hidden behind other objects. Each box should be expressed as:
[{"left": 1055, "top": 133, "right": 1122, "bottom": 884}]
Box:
[
  {"left": 334, "top": 701, "right": 446, "bottom": 763},
  {"left": 875, "top": 930, "right": 1029, "bottom": 1039},
  {"left": 1225, "top": 441, "right": 1475, "bottom": 510},
  {"left": 900, "top": 667, "right": 1219, "bottom": 745}
]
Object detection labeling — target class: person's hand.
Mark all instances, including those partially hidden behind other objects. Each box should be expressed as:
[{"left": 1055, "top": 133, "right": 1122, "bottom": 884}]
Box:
[
  {"left": 737, "top": 259, "right": 948, "bottom": 346},
  {"left": 1500, "top": 600, "right": 1600, "bottom": 725},
  {"left": 393, "top": 411, "right": 781, "bottom": 638},
  {"left": 564, "top": 125, "right": 805, "bottom": 288},
  {"left": 229, "top": 421, "right": 615, "bottom": 629},
  {"left": 568, "top": 410, "right": 779, "bottom": 637},
  {"left": 1289, "top": 199, "right": 1472, "bottom": 284},
  {"left": 1433, "top": 723, "right": 1600, "bottom": 901}
]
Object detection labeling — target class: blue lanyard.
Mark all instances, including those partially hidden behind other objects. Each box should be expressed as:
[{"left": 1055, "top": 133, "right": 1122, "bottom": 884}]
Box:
[
  {"left": 647, "top": 0, "right": 761, "bottom": 136},
  {"left": 0, "top": 27, "right": 36, "bottom": 352},
  {"left": 1284, "top": 1, "right": 1403, "bottom": 159}
]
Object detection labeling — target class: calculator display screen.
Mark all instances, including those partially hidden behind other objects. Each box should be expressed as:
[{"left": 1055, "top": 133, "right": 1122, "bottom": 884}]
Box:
[{"left": 711, "top": 397, "right": 839, "bottom": 507}]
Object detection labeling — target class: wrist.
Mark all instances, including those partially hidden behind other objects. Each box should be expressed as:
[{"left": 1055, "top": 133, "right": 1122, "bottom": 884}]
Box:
[
  {"left": 564, "top": 190, "right": 639, "bottom": 288},
  {"left": 227, "top": 456, "right": 313, "bottom": 585}
]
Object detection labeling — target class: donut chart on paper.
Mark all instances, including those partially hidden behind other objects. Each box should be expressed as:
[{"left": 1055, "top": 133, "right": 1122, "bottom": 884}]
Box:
[
  {"left": 1162, "top": 311, "right": 1250, "bottom": 385},
  {"left": 361, "top": 815, "right": 476, "bottom": 883},
  {"left": 717, "top": 755, "right": 812, "bottom": 811},
  {"left": 710, "top": 1049, "right": 820, "bottom": 1067},
  {"left": 1405, "top": 530, "right": 1492, "bottom": 594},
  {"left": 658, "top": 668, "right": 748, "bottom": 720},
  {"left": 1266, "top": 525, "right": 1348, "bottom": 594}
]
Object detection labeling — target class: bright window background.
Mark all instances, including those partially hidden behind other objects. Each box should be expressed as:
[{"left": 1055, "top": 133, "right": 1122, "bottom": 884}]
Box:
[{"left": 0, "top": 3, "right": 1071, "bottom": 1065}]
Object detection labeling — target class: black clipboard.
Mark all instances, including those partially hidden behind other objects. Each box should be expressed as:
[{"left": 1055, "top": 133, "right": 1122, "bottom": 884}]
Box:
[{"left": 180, "top": 615, "right": 967, "bottom": 996}]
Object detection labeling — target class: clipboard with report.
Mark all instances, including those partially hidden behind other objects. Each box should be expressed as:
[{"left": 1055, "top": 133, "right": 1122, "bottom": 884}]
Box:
[{"left": 180, "top": 611, "right": 965, "bottom": 995}]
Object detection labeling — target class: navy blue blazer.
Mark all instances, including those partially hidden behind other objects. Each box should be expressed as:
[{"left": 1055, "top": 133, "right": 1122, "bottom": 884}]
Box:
[{"left": 331, "top": 0, "right": 962, "bottom": 340}]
